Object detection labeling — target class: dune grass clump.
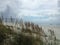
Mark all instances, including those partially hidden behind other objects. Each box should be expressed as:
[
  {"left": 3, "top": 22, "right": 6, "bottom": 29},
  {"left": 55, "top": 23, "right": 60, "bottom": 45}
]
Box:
[
  {"left": 0, "top": 23, "right": 44, "bottom": 45},
  {"left": 14, "top": 33, "right": 43, "bottom": 45},
  {"left": 0, "top": 24, "right": 15, "bottom": 45}
]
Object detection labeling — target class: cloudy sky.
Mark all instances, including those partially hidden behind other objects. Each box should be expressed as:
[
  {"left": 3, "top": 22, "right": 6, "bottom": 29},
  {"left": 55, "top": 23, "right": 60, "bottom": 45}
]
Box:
[{"left": 0, "top": 0, "right": 60, "bottom": 25}]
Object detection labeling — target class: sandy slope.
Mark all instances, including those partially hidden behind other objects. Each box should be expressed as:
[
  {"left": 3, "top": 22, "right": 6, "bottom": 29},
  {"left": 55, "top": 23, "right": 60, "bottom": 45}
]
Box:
[{"left": 41, "top": 25, "right": 60, "bottom": 39}]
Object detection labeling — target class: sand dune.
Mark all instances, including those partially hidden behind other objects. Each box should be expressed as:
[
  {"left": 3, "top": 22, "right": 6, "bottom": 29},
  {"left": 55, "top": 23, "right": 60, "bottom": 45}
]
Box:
[{"left": 41, "top": 25, "right": 60, "bottom": 39}]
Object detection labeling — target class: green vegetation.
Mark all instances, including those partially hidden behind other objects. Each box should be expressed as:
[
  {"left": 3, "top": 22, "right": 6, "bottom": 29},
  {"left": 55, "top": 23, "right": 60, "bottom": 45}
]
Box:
[
  {"left": 0, "top": 22, "right": 59, "bottom": 45},
  {"left": 0, "top": 24, "right": 15, "bottom": 45},
  {"left": 13, "top": 32, "right": 43, "bottom": 45},
  {"left": 0, "top": 24, "right": 44, "bottom": 45}
]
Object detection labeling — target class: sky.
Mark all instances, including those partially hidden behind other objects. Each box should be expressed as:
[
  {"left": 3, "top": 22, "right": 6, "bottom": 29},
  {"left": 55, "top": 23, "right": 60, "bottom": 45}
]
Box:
[{"left": 0, "top": 0, "right": 60, "bottom": 25}]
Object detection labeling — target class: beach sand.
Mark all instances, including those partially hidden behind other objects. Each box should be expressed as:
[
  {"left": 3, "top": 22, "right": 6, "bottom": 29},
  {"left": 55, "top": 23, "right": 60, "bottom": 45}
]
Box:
[{"left": 41, "top": 25, "right": 60, "bottom": 40}]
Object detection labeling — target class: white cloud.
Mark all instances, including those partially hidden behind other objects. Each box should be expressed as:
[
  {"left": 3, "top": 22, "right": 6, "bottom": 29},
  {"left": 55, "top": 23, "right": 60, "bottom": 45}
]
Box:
[
  {"left": 0, "top": 0, "right": 58, "bottom": 16},
  {"left": 0, "top": 0, "right": 59, "bottom": 24},
  {"left": 0, "top": 0, "right": 10, "bottom": 11},
  {"left": 16, "top": 0, "right": 57, "bottom": 17}
]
